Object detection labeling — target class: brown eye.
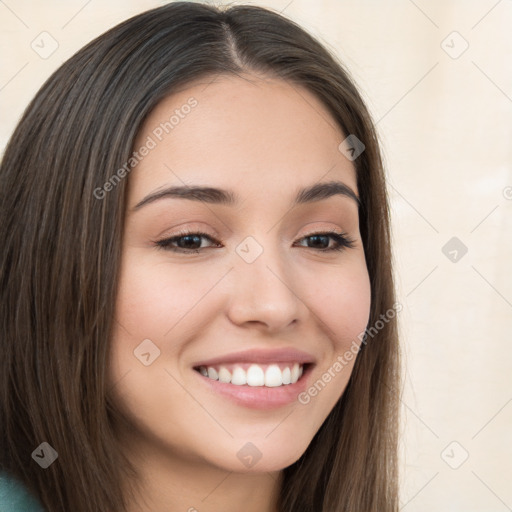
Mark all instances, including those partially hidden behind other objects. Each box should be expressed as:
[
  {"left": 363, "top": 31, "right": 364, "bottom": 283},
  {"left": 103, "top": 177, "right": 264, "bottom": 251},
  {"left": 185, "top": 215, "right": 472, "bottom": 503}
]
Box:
[
  {"left": 154, "top": 230, "right": 355, "bottom": 254},
  {"left": 155, "top": 231, "right": 221, "bottom": 253},
  {"left": 295, "top": 232, "right": 355, "bottom": 252}
]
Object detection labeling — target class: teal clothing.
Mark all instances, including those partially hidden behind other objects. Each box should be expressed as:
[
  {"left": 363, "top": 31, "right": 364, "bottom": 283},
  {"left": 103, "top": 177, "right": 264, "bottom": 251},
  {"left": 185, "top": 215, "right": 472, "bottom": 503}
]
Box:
[{"left": 0, "top": 473, "right": 44, "bottom": 512}]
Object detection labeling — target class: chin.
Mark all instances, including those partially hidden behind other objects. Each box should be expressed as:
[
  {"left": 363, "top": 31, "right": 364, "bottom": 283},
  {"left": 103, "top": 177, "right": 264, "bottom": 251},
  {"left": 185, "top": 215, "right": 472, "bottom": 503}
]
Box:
[{"left": 205, "top": 438, "right": 310, "bottom": 474}]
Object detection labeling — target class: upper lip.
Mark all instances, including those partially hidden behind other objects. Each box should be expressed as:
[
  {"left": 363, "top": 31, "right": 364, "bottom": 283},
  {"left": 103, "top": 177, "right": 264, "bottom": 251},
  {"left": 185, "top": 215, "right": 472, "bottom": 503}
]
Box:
[{"left": 192, "top": 348, "right": 316, "bottom": 368}]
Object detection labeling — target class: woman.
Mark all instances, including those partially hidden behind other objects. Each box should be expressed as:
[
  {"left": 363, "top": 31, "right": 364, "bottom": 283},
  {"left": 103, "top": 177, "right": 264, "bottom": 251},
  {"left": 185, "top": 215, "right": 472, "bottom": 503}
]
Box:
[{"left": 0, "top": 2, "right": 400, "bottom": 511}]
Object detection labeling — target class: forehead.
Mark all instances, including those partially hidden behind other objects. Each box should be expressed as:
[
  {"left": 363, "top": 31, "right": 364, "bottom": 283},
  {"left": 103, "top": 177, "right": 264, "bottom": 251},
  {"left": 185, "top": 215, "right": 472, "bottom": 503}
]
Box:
[{"left": 129, "top": 74, "right": 357, "bottom": 205}]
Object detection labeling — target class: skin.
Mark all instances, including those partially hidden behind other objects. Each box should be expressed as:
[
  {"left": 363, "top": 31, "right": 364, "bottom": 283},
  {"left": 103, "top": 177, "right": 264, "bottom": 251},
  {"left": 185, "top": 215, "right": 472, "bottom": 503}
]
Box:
[{"left": 108, "top": 73, "right": 371, "bottom": 512}]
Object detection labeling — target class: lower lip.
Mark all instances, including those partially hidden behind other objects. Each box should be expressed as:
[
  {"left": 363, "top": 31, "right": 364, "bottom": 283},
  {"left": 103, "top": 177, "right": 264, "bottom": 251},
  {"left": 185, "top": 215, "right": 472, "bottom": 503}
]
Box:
[{"left": 194, "top": 365, "right": 313, "bottom": 410}]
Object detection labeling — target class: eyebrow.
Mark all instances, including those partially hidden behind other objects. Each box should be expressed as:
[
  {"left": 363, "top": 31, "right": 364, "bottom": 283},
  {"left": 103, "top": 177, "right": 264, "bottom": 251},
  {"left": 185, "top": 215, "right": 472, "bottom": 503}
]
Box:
[{"left": 132, "top": 180, "right": 360, "bottom": 211}]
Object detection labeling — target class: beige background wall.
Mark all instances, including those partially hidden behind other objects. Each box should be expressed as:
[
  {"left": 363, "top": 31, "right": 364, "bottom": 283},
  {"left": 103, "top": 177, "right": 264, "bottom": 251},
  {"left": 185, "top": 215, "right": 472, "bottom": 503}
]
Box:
[{"left": 1, "top": 1, "right": 511, "bottom": 510}]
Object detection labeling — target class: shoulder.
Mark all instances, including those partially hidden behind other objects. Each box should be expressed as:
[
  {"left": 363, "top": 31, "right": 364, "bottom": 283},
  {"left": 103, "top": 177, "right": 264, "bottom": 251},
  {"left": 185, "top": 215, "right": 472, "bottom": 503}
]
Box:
[{"left": 0, "top": 472, "right": 44, "bottom": 512}]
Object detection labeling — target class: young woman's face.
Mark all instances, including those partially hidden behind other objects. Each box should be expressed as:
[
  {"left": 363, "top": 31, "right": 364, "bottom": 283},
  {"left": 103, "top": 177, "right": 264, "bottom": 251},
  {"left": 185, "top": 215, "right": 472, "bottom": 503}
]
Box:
[{"left": 109, "top": 74, "right": 371, "bottom": 474}]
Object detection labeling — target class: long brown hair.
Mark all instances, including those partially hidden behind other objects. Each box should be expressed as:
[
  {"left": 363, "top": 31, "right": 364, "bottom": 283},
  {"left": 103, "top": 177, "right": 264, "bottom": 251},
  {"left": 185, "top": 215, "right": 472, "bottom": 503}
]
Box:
[{"left": 0, "top": 3, "right": 400, "bottom": 510}]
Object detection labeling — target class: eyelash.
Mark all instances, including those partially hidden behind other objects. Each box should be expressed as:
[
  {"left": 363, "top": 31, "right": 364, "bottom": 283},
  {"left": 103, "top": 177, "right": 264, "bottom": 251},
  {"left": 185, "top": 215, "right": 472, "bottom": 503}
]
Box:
[{"left": 154, "top": 229, "right": 356, "bottom": 254}]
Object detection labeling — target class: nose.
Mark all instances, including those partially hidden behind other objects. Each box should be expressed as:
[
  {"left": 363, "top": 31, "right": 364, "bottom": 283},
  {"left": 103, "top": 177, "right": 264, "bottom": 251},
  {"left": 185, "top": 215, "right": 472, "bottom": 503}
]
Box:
[{"left": 225, "top": 241, "right": 305, "bottom": 332}]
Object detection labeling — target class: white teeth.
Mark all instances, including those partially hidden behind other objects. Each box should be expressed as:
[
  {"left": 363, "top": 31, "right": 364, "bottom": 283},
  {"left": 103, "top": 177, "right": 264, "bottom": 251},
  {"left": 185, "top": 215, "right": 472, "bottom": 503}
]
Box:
[
  {"left": 198, "top": 363, "right": 305, "bottom": 387},
  {"left": 246, "top": 365, "right": 265, "bottom": 386},
  {"left": 218, "top": 367, "right": 231, "bottom": 383},
  {"left": 207, "top": 367, "right": 218, "bottom": 380},
  {"left": 264, "top": 364, "right": 283, "bottom": 387},
  {"left": 231, "top": 366, "right": 247, "bottom": 386},
  {"left": 290, "top": 363, "right": 300, "bottom": 384}
]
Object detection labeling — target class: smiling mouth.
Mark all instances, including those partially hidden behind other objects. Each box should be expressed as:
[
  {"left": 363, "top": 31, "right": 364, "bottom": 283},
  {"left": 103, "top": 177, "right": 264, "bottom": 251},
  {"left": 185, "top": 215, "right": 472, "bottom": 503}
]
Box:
[{"left": 194, "top": 362, "right": 308, "bottom": 387}]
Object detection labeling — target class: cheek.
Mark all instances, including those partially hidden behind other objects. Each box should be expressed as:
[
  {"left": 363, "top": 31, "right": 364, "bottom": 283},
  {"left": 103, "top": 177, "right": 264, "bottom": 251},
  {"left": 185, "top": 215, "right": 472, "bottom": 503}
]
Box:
[
  {"left": 114, "top": 248, "right": 371, "bottom": 358},
  {"left": 114, "top": 252, "right": 218, "bottom": 339},
  {"left": 303, "top": 258, "right": 372, "bottom": 349},
  {"left": 293, "top": 259, "right": 371, "bottom": 427}
]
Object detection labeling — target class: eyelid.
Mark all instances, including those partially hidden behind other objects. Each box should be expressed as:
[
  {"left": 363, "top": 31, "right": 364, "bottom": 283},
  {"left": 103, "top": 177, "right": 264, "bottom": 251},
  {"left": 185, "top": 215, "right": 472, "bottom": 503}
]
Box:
[
  {"left": 153, "top": 227, "right": 356, "bottom": 253},
  {"left": 154, "top": 228, "right": 220, "bottom": 252}
]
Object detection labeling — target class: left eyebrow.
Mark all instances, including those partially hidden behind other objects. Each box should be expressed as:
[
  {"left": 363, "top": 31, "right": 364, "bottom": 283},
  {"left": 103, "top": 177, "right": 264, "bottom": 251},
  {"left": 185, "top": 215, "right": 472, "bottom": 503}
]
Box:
[{"left": 132, "top": 179, "right": 360, "bottom": 211}]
